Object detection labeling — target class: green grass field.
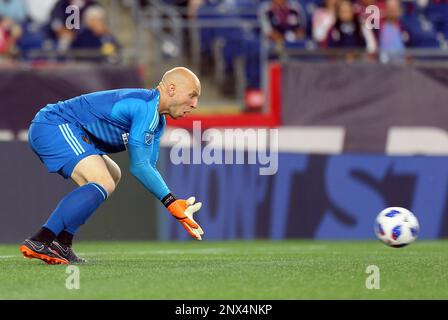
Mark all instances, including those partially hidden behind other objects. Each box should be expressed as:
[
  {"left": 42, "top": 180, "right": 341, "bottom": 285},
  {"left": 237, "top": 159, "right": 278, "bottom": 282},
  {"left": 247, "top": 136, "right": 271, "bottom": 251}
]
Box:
[{"left": 0, "top": 240, "right": 447, "bottom": 299}]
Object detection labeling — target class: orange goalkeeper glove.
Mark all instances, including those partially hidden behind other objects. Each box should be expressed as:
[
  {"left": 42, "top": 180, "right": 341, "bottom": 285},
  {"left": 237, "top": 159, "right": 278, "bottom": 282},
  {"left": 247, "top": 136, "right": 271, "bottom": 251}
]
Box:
[{"left": 165, "top": 196, "right": 204, "bottom": 240}]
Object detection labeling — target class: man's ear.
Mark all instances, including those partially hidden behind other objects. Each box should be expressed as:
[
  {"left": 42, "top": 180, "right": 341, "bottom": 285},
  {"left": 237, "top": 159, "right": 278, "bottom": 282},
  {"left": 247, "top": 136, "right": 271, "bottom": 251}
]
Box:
[{"left": 168, "top": 84, "right": 176, "bottom": 97}]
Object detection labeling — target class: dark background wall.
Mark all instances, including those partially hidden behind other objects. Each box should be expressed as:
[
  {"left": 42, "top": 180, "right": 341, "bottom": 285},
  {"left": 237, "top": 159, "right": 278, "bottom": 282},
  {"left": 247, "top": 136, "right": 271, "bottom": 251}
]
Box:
[
  {"left": 0, "top": 65, "right": 144, "bottom": 132},
  {"left": 281, "top": 62, "right": 448, "bottom": 153}
]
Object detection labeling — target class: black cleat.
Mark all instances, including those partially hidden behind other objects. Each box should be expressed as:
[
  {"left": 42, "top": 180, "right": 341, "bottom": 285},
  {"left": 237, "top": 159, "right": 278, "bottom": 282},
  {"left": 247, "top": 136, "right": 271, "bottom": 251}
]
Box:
[
  {"left": 50, "top": 240, "right": 87, "bottom": 264},
  {"left": 20, "top": 239, "right": 69, "bottom": 265}
]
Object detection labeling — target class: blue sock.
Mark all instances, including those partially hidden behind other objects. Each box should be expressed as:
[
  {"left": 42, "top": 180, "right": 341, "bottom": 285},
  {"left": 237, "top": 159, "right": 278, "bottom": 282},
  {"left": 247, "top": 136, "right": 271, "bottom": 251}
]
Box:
[{"left": 43, "top": 183, "right": 108, "bottom": 235}]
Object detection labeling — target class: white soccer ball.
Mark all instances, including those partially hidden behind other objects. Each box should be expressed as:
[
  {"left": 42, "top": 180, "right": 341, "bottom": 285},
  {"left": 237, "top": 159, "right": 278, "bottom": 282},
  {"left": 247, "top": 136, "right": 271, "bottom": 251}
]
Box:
[{"left": 374, "top": 207, "right": 420, "bottom": 248}]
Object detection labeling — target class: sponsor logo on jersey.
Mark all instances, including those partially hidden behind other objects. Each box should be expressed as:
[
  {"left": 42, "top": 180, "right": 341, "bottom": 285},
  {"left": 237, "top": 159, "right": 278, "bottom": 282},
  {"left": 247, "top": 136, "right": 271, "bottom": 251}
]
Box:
[{"left": 122, "top": 132, "right": 129, "bottom": 145}]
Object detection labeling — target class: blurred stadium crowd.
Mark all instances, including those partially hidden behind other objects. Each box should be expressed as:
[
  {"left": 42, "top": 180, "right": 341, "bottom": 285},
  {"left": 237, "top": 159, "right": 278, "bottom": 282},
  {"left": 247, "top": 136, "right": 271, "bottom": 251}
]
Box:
[
  {"left": 1, "top": 0, "right": 447, "bottom": 98},
  {"left": 148, "top": 0, "right": 448, "bottom": 95},
  {"left": 0, "top": 0, "right": 120, "bottom": 62}
]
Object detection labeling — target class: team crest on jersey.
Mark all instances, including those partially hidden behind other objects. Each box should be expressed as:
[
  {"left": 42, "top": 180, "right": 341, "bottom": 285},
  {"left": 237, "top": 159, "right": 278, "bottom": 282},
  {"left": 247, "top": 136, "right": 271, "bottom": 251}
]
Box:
[
  {"left": 144, "top": 132, "right": 154, "bottom": 145},
  {"left": 81, "top": 135, "right": 91, "bottom": 144}
]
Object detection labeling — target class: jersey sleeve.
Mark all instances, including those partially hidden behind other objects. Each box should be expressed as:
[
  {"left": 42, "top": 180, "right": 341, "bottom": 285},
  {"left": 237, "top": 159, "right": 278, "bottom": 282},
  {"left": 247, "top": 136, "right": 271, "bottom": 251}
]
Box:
[
  {"left": 128, "top": 143, "right": 170, "bottom": 200},
  {"left": 114, "top": 97, "right": 170, "bottom": 200}
]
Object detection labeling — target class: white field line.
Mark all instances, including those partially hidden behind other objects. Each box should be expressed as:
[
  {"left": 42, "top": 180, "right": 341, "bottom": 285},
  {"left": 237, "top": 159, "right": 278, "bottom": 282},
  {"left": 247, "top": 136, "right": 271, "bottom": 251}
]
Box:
[
  {"left": 0, "top": 248, "right": 230, "bottom": 259},
  {"left": 77, "top": 245, "right": 328, "bottom": 256},
  {"left": 77, "top": 248, "right": 232, "bottom": 256},
  {"left": 0, "top": 245, "right": 328, "bottom": 259}
]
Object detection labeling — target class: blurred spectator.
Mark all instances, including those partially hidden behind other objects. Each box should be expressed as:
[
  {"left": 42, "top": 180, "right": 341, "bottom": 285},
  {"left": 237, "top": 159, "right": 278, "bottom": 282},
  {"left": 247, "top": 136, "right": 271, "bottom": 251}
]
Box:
[
  {"left": 327, "top": 0, "right": 377, "bottom": 55},
  {"left": 23, "top": 0, "right": 59, "bottom": 25},
  {"left": 14, "top": 0, "right": 59, "bottom": 60},
  {"left": 48, "top": 0, "right": 98, "bottom": 53},
  {"left": 312, "top": 0, "right": 339, "bottom": 46},
  {"left": 259, "top": 0, "right": 307, "bottom": 52},
  {"left": 71, "top": 5, "right": 120, "bottom": 62},
  {"left": 422, "top": 0, "right": 448, "bottom": 41},
  {"left": 188, "top": 0, "right": 205, "bottom": 18},
  {"left": 0, "top": 16, "right": 21, "bottom": 55},
  {"left": 354, "top": 0, "right": 384, "bottom": 21},
  {"left": 378, "top": 0, "right": 407, "bottom": 62},
  {"left": 0, "top": 0, "right": 26, "bottom": 23},
  {"left": 0, "top": 0, "right": 24, "bottom": 57}
]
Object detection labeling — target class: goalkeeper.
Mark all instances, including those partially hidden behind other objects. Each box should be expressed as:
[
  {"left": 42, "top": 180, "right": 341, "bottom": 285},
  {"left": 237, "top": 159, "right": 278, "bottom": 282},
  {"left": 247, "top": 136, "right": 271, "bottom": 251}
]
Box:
[{"left": 20, "top": 67, "right": 203, "bottom": 265}]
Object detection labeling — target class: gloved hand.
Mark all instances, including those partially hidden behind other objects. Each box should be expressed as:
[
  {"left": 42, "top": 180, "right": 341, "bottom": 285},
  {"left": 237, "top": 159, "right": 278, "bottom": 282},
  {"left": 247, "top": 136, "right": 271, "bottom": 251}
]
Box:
[{"left": 167, "top": 196, "right": 204, "bottom": 240}]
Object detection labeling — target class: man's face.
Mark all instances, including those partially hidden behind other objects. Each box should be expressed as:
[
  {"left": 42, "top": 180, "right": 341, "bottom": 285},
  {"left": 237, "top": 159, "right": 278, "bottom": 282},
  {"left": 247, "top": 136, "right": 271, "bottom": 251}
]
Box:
[
  {"left": 89, "top": 16, "right": 107, "bottom": 35},
  {"left": 385, "top": 0, "right": 402, "bottom": 21},
  {"left": 326, "top": 0, "right": 339, "bottom": 9},
  {"left": 167, "top": 83, "right": 200, "bottom": 119},
  {"left": 339, "top": 2, "right": 354, "bottom": 22},
  {"left": 361, "top": 0, "right": 376, "bottom": 7}
]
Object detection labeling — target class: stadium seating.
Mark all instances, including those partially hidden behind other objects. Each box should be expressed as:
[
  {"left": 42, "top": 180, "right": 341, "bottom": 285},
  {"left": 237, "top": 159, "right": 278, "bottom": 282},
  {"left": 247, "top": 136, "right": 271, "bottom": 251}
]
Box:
[
  {"left": 401, "top": 6, "right": 441, "bottom": 48},
  {"left": 197, "top": 0, "right": 261, "bottom": 93},
  {"left": 2, "top": 0, "right": 448, "bottom": 92},
  {"left": 16, "top": 21, "right": 49, "bottom": 60},
  {"left": 424, "top": 1, "right": 448, "bottom": 40}
]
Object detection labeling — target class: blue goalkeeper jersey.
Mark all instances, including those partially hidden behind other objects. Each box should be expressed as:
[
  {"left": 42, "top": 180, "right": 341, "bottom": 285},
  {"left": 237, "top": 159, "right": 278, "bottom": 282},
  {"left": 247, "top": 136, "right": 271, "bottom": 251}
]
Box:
[{"left": 32, "top": 88, "right": 170, "bottom": 200}]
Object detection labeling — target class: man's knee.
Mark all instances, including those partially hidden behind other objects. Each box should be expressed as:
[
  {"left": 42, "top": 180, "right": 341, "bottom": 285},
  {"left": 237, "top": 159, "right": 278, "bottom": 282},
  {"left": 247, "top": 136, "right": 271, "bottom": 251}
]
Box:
[
  {"left": 102, "top": 155, "right": 121, "bottom": 186},
  {"left": 71, "top": 155, "right": 117, "bottom": 195},
  {"left": 93, "top": 178, "right": 116, "bottom": 196},
  {"left": 77, "top": 176, "right": 116, "bottom": 196},
  {"left": 112, "top": 165, "right": 122, "bottom": 186}
]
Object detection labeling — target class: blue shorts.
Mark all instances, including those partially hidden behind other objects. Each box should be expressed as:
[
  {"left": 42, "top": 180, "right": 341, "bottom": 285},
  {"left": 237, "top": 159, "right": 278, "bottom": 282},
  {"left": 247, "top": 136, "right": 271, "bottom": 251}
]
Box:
[{"left": 28, "top": 122, "right": 106, "bottom": 179}]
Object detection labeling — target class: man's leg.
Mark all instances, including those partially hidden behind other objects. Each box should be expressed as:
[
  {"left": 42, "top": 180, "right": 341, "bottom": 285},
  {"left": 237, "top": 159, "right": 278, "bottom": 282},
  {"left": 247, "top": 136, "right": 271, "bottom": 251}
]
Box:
[
  {"left": 54, "top": 155, "right": 121, "bottom": 246},
  {"left": 22, "top": 155, "right": 119, "bottom": 264},
  {"left": 22, "top": 122, "right": 122, "bottom": 264},
  {"left": 40, "top": 155, "right": 116, "bottom": 238},
  {"left": 71, "top": 154, "right": 117, "bottom": 192},
  {"left": 101, "top": 155, "right": 122, "bottom": 187}
]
